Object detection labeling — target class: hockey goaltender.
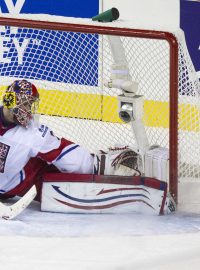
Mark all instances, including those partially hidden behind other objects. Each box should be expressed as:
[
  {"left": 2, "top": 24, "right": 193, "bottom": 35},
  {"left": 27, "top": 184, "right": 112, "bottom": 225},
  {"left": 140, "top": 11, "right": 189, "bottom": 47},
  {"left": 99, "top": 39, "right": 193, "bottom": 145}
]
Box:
[{"left": 0, "top": 80, "right": 175, "bottom": 219}]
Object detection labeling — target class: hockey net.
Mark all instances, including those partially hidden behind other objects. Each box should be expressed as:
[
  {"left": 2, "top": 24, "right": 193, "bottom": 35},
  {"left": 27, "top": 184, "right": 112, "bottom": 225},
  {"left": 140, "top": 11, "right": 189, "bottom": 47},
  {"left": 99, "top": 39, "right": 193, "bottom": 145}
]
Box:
[{"left": 0, "top": 14, "right": 199, "bottom": 211}]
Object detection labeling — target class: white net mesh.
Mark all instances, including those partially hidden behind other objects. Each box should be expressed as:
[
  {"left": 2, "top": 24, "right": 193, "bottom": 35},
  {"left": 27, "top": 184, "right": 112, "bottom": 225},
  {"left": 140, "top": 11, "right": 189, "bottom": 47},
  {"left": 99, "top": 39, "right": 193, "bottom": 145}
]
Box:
[{"left": 0, "top": 16, "right": 199, "bottom": 197}]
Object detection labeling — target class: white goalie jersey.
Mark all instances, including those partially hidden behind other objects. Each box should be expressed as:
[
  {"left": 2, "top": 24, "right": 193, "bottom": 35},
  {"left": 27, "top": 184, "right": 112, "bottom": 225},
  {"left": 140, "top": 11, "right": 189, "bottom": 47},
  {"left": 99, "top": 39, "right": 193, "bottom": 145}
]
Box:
[{"left": 0, "top": 110, "right": 94, "bottom": 194}]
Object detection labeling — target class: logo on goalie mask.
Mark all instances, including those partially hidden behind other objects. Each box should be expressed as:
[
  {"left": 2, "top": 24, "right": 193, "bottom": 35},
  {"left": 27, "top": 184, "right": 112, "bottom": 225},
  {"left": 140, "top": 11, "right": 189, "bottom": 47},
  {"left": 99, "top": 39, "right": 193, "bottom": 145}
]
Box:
[{"left": 3, "top": 80, "right": 39, "bottom": 128}]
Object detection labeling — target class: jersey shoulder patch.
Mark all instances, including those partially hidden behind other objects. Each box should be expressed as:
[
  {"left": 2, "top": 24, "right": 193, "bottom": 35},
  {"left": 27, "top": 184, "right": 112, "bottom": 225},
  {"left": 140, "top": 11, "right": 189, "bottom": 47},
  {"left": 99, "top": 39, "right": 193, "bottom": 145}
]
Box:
[{"left": 38, "top": 125, "right": 48, "bottom": 138}]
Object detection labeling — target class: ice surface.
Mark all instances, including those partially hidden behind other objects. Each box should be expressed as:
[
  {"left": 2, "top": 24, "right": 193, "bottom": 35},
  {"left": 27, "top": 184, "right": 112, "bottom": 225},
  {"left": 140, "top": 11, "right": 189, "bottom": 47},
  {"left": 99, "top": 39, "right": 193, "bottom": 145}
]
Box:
[{"left": 0, "top": 200, "right": 200, "bottom": 270}]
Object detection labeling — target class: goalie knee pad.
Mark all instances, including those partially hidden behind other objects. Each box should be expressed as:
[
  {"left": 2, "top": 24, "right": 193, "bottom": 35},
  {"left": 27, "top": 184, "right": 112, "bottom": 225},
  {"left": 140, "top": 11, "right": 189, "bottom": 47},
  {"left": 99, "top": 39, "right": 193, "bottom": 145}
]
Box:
[{"left": 93, "top": 146, "right": 143, "bottom": 176}]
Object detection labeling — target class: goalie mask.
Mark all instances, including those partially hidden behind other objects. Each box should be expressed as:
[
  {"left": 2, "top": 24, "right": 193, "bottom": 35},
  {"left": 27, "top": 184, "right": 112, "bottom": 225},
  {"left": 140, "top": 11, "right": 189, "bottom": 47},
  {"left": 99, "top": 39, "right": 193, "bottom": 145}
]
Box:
[{"left": 3, "top": 80, "right": 39, "bottom": 128}]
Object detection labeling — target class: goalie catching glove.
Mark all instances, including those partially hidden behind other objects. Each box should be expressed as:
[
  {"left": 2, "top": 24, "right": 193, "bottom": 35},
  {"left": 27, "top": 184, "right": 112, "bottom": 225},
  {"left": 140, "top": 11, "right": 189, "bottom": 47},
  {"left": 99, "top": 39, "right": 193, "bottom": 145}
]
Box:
[{"left": 93, "top": 146, "right": 143, "bottom": 176}]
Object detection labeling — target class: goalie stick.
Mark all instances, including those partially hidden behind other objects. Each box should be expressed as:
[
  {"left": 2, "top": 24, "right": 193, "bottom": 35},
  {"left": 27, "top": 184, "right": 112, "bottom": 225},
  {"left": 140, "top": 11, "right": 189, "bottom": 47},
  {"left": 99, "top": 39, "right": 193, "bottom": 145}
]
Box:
[{"left": 0, "top": 185, "right": 37, "bottom": 220}]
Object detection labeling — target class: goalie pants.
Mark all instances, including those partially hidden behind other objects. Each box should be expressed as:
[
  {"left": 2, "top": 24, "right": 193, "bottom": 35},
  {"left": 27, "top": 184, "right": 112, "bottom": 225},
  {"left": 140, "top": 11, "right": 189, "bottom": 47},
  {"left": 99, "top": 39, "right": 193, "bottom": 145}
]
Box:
[{"left": 0, "top": 158, "right": 58, "bottom": 201}]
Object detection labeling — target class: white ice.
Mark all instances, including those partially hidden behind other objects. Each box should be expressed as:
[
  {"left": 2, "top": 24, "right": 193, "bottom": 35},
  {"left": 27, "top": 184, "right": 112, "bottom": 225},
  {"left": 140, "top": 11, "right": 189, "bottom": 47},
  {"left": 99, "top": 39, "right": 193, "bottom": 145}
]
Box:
[{"left": 0, "top": 199, "right": 200, "bottom": 270}]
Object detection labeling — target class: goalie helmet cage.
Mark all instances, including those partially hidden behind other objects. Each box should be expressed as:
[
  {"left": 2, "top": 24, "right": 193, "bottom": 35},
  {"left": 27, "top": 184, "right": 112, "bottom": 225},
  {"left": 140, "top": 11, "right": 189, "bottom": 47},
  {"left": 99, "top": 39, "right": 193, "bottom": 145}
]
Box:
[{"left": 0, "top": 15, "right": 199, "bottom": 212}]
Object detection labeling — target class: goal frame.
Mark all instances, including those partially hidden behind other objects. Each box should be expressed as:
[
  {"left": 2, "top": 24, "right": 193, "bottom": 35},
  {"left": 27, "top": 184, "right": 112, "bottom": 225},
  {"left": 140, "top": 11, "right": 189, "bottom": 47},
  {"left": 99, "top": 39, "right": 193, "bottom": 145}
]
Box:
[{"left": 0, "top": 16, "right": 179, "bottom": 202}]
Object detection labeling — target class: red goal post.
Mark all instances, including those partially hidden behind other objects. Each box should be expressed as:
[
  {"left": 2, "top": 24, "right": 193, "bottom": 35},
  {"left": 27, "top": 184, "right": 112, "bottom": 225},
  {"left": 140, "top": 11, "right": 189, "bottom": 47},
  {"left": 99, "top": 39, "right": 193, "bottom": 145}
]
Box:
[{"left": 0, "top": 14, "right": 198, "bottom": 210}]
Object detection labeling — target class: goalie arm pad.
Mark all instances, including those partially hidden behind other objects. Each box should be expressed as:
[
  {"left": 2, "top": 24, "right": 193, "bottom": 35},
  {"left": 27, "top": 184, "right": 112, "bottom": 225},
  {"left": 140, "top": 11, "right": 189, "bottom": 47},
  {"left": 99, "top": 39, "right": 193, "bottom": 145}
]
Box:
[
  {"left": 93, "top": 146, "right": 143, "bottom": 176},
  {"left": 52, "top": 144, "right": 94, "bottom": 174},
  {"left": 34, "top": 126, "right": 94, "bottom": 174}
]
